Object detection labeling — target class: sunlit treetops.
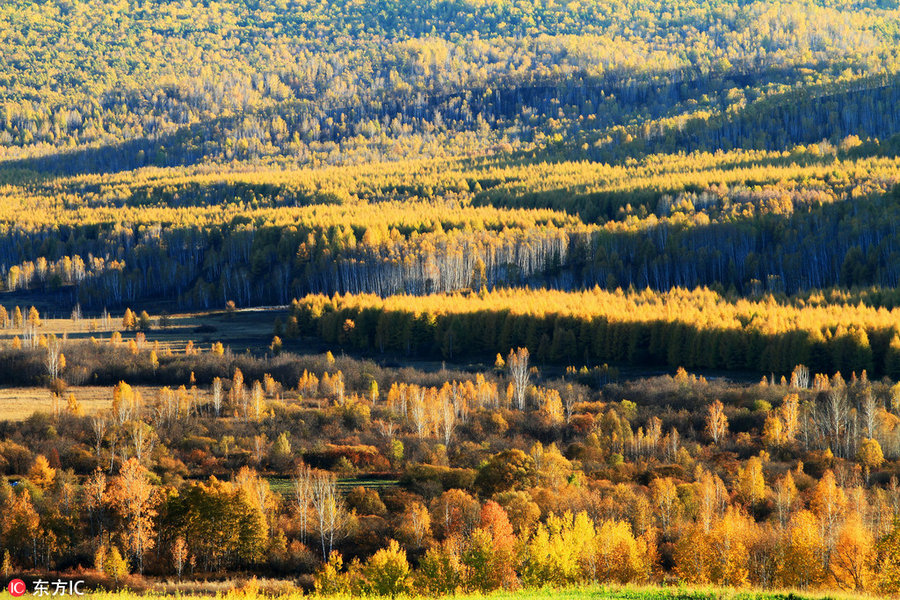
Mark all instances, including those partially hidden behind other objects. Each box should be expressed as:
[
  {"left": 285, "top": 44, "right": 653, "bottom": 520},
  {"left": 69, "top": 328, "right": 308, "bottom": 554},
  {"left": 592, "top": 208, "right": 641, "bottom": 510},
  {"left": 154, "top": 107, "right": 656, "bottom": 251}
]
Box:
[
  {"left": 291, "top": 286, "right": 900, "bottom": 376},
  {"left": 1, "top": 1, "right": 900, "bottom": 309},
  {"left": 1, "top": 0, "right": 900, "bottom": 168},
  {"left": 0, "top": 145, "right": 899, "bottom": 307}
]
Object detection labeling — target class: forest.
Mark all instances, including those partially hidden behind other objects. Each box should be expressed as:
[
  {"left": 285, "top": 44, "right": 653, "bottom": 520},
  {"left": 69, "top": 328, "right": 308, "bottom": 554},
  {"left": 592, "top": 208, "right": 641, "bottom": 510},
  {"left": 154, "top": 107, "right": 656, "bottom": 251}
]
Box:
[
  {"left": 5, "top": 0, "right": 900, "bottom": 597},
  {"left": 286, "top": 287, "right": 900, "bottom": 376},
  {"left": 1, "top": 0, "right": 900, "bottom": 311},
  {"left": 3, "top": 311, "right": 900, "bottom": 595},
  {"left": 4, "top": 311, "right": 900, "bottom": 593}
]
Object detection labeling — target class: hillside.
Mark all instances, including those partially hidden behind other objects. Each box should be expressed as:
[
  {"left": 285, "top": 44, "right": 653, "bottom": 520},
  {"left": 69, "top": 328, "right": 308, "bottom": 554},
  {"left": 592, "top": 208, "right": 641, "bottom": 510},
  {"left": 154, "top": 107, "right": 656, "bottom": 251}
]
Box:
[
  {"left": 0, "top": 1, "right": 900, "bottom": 317},
  {"left": 6, "top": 2, "right": 900, "bottom": 598}
]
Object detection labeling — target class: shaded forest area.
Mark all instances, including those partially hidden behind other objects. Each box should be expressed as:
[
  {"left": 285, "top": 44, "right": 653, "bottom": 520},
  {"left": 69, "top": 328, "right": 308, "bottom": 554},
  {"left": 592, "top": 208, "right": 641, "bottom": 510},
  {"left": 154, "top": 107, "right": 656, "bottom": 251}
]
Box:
[{"left": 0, "top": 159, "right": 899, "bottom": 307}]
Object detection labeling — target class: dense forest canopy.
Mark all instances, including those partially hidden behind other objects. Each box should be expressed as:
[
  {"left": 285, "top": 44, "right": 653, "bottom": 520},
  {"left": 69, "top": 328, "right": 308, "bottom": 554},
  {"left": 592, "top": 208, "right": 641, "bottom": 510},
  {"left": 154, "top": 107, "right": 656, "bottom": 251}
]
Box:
[
  {"left": 2, "top": 0, "right": 900, "bottom": 362},
  {"left": 287, "top": 286, "right": 900, "bottom": 376},
  {"left": 3, "top": 0, "right": 900, "bottom": 164},
  {"left": 9, "top": 1, "right": 900, "bottom": 596}
]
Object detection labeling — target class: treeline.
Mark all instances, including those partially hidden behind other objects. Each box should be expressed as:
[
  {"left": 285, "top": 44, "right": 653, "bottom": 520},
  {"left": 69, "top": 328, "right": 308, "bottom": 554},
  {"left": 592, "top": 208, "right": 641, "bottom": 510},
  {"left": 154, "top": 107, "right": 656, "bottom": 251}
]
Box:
[
  {"left": 10, "top": 69, "right": 900, "bottom": 176},
  {"left": 675, "top": 77, "right": 900, "bottom": 153},
  {"left": 473, "top": 144, "right": 900, "bottom": 223},
  {"left": 0, "top": 201, "right": 573, "bottom": 307},
  {"left": 5, "top": 195, "right": 900, "bottom": 309},
  {"left": 574, "top": 190, "right": 900, "bottom": 294},
  {"left": 288, "top": 287, "right": 900, "bottom": 377}
]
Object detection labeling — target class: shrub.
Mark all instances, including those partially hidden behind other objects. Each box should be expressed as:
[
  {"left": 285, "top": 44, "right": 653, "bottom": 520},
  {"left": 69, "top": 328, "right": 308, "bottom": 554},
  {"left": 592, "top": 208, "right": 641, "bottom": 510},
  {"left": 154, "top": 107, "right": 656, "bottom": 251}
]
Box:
[{"left": 402, "top": 464, "right": 477, "bottom": 494}]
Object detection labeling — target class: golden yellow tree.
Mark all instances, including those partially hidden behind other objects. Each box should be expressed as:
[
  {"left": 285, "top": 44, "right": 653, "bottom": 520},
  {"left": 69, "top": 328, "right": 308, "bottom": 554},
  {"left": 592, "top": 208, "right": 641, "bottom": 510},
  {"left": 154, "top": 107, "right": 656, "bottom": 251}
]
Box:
[
  {"left": 105, "top": 458, "right": 158, "bottom": 574},
  {"left": 735, "top": 456, "right": 766, "bottom": 506},
  {"left": 857, "top": 438, "right": 884, "bottom": 484},
  {"left": 811, "top": 470, "right": 847, "bottom": 559},
  {"left": 830, "top": 513, "right": 873, "bottom": 591},
  {"left": 706, "top": 400, "right": 728, "bottom": 444},
  {"left": 28, "top": 455, "right": 56, "bottom": 490},
  {"left": 122, "top": 308, "right": 135, "bottom": 329},
  {"left": 650, "top": 477, "right": 678, "bottom": 530},
  {"left": 778, "top": 510, "right": 827, "bottom": 588}
]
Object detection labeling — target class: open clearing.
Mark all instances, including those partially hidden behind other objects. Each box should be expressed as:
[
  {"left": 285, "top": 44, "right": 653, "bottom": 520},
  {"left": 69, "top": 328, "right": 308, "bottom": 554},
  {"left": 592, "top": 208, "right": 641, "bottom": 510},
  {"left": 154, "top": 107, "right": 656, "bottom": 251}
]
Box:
[
  {"left": 0, "top": 307, "right": 289, "bottom": 354},
  {"left": 0, "top": 385, "right": 175, "bottom": 421}
]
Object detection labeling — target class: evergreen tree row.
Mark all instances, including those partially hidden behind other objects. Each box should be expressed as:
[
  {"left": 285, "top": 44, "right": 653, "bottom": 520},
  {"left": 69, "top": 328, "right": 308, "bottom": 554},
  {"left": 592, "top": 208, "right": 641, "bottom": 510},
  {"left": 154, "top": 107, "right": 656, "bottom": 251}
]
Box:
[{"left": 288, "top": 288, "right": 900, "bottom": 377}]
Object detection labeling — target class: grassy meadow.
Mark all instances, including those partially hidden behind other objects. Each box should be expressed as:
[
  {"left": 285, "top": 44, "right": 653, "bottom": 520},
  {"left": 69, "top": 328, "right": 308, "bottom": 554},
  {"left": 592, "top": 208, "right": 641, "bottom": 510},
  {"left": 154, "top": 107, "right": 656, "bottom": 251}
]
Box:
[
  {"left": 0, "top": 386, "right": 118, "bottom": 421},
  {"left": 0, "top": 308, "right": 286, "bottom": 421}
]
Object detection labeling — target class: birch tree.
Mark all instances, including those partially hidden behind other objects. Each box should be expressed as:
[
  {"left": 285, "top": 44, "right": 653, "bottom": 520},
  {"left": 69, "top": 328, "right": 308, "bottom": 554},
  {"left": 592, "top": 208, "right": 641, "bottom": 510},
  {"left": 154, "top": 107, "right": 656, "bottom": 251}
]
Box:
[
  {"left": 310, "top": 469, "right": 349, "bottom": 558},
  {"left": 706, "top": 400, "right": 728, "bottom": 445},
  {"left": 507, "top": 347, "right": 530, "bottom": 410}
]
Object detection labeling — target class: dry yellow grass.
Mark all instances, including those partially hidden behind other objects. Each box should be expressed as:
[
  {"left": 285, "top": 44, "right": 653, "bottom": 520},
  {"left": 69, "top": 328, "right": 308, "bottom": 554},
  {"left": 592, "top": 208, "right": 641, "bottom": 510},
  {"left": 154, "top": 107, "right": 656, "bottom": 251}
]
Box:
[
  {"left": 0, "top": 307, "right": 282, "bottom": 422},
  {"left": 0, "top": 386, "right": 110, "bottom": 421},
  {"left": 0, "top": 385, "right": 207, "bottom": 421}
]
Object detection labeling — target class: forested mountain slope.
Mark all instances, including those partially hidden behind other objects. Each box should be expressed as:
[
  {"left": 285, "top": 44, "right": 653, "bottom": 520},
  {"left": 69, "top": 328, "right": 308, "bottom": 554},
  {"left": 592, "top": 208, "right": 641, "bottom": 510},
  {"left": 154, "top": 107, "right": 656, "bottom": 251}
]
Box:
[
  {"left": 2, "top": 0, "right": 900, "bottom": 313},
  {"left": 14, "top": 1, "right": 900, "bottom": 591}
]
